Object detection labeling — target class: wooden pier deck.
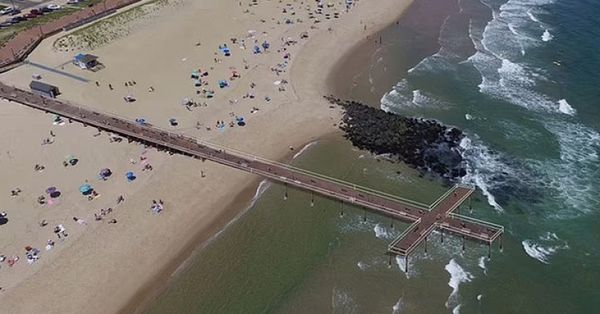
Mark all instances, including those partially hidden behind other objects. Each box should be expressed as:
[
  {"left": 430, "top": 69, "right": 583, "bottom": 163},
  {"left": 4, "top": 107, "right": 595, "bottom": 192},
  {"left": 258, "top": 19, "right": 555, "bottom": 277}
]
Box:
[{"left": 0, "top": 83, "right": 504, "bottom": 268}]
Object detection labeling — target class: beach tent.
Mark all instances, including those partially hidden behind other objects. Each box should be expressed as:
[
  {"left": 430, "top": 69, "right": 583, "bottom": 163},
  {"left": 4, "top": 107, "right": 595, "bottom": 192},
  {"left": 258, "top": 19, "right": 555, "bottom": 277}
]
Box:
[
  {"left": 194, "top": 79, "right": 202, "bottom": 87},
  {"left": 135, "top": 118, "right": 147, "bottom": 126},
  {"left": 169, "top": 118, "right": 178, "bottom": 126},
  {"left": 219, "top": 80, "right": 229, "bottom": 88},
  {"left": 191, "top": 71, "right": 200, "bottom": 79},
  {"left": 253, "top": 46, "right": 261, "bottom": 54},
  {"left": 45, "top": 186, "right": 57, "bottom": 194},
  {"left": 79, "top": 184, "right": 93, "bottom": 195},
  {"left": 261, "top": 41, "right": 270, "bottom": 50}
]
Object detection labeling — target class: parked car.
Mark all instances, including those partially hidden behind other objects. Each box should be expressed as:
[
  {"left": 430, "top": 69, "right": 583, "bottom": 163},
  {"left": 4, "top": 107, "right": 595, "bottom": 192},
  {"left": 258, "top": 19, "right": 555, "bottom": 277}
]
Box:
[
  {"left": 24, "top": 12, "right": 38, "bottom": 19},
  {"left": 41, "top": 7, "right": 53, "bottom": 13},
  {"left": 0, "top": 21, "right": 12, "bottom": 28},
  {"left": 67, "top": 0, "right": 81, "bottom": 4},
  {"left": 0, "top": 7, "right": 16, "bottom": 15},
  {"left": 30, "top": 9, "right": 43, "bottom": 16},
  {"left": 9, "top": 16, "right": 25, "bottom": 24},
  {"left": 46, "top": 4, "right": 62, "bottom": 10},
  {"left": 8, "top": 8, "right": 21, "bottom": 16}
]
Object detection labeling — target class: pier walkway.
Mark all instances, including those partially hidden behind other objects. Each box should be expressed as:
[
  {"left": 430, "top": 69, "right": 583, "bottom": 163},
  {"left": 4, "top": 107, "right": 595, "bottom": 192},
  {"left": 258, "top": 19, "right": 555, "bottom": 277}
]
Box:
[{"left": 0, "top": 83, "right": 504, "bottom": 270}]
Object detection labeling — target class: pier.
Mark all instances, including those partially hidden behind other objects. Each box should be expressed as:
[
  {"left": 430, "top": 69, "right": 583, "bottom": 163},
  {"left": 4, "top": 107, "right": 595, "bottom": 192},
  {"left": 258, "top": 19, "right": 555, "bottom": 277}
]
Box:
[{"left": 0, "top": 83, "right": 504, "bottom": 270}]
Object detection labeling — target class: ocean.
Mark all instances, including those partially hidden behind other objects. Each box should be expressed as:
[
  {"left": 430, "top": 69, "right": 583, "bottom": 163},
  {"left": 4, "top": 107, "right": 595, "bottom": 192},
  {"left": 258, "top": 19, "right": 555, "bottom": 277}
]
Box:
[{"left": 148, "top": 0, "right": 600, "bottom": 312}]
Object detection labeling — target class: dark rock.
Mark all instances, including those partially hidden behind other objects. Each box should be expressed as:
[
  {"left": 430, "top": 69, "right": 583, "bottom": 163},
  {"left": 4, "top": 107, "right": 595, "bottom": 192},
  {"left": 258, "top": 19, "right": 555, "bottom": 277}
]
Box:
[{"left": 326, "top": 95, "right": 467, "bottom": 180}]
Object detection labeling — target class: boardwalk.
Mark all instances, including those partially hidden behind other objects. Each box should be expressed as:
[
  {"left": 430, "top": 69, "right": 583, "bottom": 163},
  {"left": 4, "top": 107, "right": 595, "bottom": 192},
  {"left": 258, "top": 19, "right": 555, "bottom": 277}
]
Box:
[
  {"left": 0, "top": 83, "right": 504, "bottom": 270},
  {"left": 0, "top": 0, "right": 142, "bottom": 71}
]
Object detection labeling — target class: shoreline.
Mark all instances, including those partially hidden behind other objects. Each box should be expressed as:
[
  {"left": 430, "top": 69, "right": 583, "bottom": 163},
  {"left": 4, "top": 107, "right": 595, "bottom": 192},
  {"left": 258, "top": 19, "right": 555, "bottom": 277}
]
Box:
[
  {"left": 0, "top": 0, "right": 415, "bottom": 312},
  {"left": 134, "top": 0, "right": 415, "bottom": 313},
  {"left": 129, "top": 0, "right": 417, "bottom": 311}
]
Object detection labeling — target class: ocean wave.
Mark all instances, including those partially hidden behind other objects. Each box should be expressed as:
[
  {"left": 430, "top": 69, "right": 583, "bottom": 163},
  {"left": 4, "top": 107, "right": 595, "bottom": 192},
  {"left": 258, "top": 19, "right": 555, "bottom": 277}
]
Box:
[
  {"left": 459, "top": 137, "right": 504, "bottom": 211},
  {"left": 445, "top": 259, "right": 473, "bottom": 311},
  {"left": 467, "top": 0, "right": 567, "bottom": 116},
  {"left": 522, "top": 232, "right": 568, "bottom": 264},
  {"left": 535, "top": 121, "right": 600, "bottom": 218}
]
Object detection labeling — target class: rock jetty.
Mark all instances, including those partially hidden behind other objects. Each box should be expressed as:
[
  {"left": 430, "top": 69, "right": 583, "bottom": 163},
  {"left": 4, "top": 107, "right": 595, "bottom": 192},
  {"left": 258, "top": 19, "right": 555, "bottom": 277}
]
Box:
[{"left": 326, "top": 96, "right": 467, "bottom": 179}]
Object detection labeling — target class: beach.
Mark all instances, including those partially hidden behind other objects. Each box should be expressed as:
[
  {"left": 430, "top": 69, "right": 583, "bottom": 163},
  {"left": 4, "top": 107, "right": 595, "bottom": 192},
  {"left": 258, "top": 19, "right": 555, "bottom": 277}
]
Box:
[{"left": 0, "top": 0, "right": 414, "bottom": 312}]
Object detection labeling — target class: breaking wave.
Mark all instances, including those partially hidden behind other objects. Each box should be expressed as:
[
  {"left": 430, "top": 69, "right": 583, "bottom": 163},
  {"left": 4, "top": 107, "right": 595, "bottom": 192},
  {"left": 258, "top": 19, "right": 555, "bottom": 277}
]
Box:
[
  {"left": 522, "top": 232, "right": 569, "bottom": 264},
  {"left": 444, "top": 259, "right": 473, "bottom": 311}
]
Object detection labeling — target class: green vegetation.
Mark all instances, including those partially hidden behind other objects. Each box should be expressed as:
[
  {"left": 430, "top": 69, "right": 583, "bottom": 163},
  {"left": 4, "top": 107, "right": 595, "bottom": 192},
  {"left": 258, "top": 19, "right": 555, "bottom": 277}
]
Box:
[{"left": 0, "top": 8, "right": 79, "bottom": 46}]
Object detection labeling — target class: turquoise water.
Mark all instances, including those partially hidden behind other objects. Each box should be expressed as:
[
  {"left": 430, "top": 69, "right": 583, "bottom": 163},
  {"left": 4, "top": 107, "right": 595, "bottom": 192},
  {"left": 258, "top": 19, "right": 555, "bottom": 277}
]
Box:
[{"left": 149, "top": 0, "right": 600, "bottom": 312}]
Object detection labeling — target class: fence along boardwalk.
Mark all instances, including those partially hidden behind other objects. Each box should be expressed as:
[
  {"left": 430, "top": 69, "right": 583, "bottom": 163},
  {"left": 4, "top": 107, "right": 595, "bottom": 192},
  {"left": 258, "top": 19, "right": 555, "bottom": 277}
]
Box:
[{"left": 0, "top": 83, "right": 504, "bottom": 270}]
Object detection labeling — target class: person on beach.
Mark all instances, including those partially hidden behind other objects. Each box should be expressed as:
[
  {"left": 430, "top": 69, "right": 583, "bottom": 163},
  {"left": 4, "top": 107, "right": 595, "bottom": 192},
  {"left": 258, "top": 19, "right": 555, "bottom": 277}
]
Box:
[{"left": 73, "top": 217, "right": 87, "bottom": 225}]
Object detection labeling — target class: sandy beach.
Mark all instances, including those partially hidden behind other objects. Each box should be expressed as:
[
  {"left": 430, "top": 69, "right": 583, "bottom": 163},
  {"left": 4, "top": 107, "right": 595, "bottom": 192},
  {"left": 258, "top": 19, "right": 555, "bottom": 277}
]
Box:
[{"left": 0, "top": 0, "right": 413, "bottom": 312}]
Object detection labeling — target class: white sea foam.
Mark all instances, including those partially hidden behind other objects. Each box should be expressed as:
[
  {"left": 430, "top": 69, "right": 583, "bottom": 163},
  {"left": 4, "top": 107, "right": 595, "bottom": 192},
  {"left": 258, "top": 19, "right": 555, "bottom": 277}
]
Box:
[
  {"left": 452, "top": 304, "right": 462, "bottom": 314},
  {"left": 527, "top": 10, "right": 541, "bottom": 23},
  {"left": 557, "top": 99, "right": 575, "bottom": 115},
  {"left": 357, "top": 261, "right": 368, "bottom": 271},
  {"left": 292, "top": 141, "right": 318, "bottom": 159},
  {"left": 467, "top": 0, "right": 565, "bottom": 115},
  {"left": 478, "top": 256, "right": 488, "bottom": 275},
  {"left": 459, "top": 137, "right": 504, "bottom": 211},
  {"left": 332, "top": 288, "right": 358, "bottom": 313},
  {"left": 395, "top": 255, "right": 413, "bottom": 279},
  {"left": 374, "top": 223, "right": 393, "bottom": 239},
  {"left": 537, "top": 122, "right": 600, "bottom": 218},
  {"left": 249, "top": 179, "right": 271, "bottom": 207},
  {"left": 522, "top": 232, "right": 569, "bottom": 264},
  {"left": 392, "top": 297, "right": 404, "bottom": 313},
  {"left": 445, "top": 259, "right": 473, "bottom": 310},
  {"left": 465, "top": 114, "right": 474, "bottom": 121},
  {"left": 541, "top": 29, "right": 553, "bottom": 41}
]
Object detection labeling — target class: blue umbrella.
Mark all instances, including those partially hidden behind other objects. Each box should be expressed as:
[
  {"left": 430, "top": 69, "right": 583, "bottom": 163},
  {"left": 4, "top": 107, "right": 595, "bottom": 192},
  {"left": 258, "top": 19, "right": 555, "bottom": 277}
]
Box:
[
  {"left": 79, "top": 184, "right": 92, "bottom": 195},
  {"left": 126, "top": 171, "right": 136, "bottom": 182}
]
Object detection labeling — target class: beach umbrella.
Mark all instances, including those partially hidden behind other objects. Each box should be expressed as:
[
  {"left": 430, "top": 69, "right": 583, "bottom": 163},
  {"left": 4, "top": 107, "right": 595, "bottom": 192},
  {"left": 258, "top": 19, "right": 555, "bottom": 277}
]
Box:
[
  {"left": 99, "top": 168, "right": 112, "bottom": 177},
  {"left": 45, "top": 186, "right": 57, "bottom": 194},
  {"left": 79, "top": 184, "right": 92, "bottom": 195},
  {"left": 50, "top": 191, "right": 61, "bottom": 198},
  {"left": 126, "top": 171, "right": 136, "bottom": 182},
  {"left": 169, "top": 118, "right": 178, "bottom": 126}
]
